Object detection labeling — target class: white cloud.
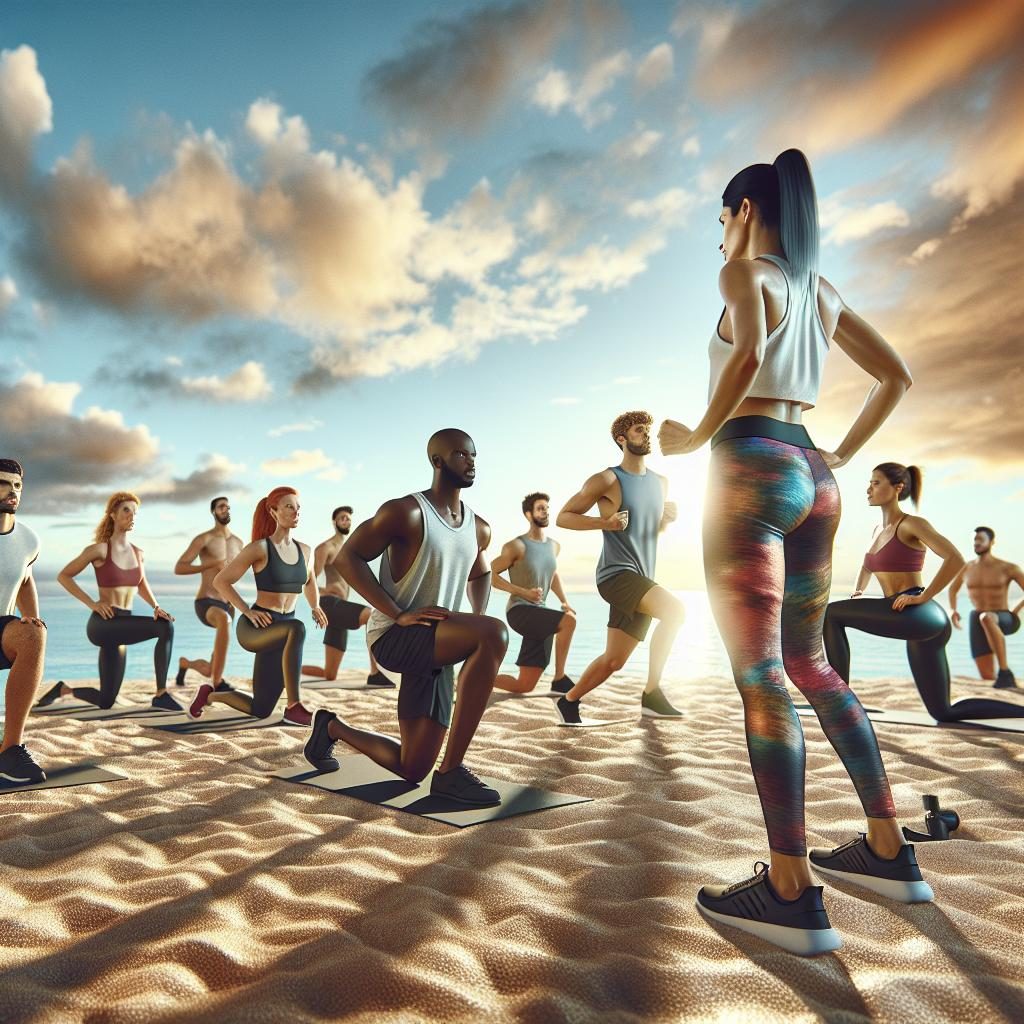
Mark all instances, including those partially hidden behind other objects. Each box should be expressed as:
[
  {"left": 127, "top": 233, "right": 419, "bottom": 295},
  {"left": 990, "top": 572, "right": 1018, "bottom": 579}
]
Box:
[
  {"left": 0, "top": 45, "right": 52, "bottom": 191},
  {"left": 531, "top": 69, "right": 572, "bottom": 114},
  {"left": 0, "top": 274, "right": 16, "bottom": 312},
  {"left": 551, "top": 396, "right": 581, "bottom": 406},
  {"left": 530, "top": 51, "right": 631, "bottom": 128},
  {"left": 246, "top": 98, "right": 310, "bottom": 156},
  {"left": 181, "top": 361, "right": 272, "bottom": 402},
  {"left": 164, "top": 354, "right": 183, "bottom": 367},
  {"left": 635, "top": 43, "right": 674, "bottom": 90},
  {"left": 268, "top": 419, "right": 324, "bottom": 438},
  {"left": 260, "top": 448, "right": 339, "bottom": 477},
  {"left": 681, "top": 134, "right": 701, "bottom": 157},
  {"left": 611, "top": 126, "right": 663, "bottom": 161},
  {"left": 626, "top": 188, "right": 696, "bottom": 225},
  {"left": 525, "top": 194, "right": 558, "bottom": 235},
  {"left": 907, "top": 238, "right": 942, "bottom": 264},
  {"left": 820, "top": 197, "right": 910, "bottom": 245}
]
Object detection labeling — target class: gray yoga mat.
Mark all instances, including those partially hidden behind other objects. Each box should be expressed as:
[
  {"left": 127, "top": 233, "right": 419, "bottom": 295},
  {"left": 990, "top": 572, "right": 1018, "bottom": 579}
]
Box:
[
  {"left": 32, "top": 702, "right": 177, "bottom": 722},
  {"left": 299, "top": 677, "right": 398, "bottom": 693},
  {"left": 137, "top": 709, "right": 296, "bottom": 734},
  {"left": 795, "top": 704, "right": 1024, "bottom": 734},
  {"left": 0, "top": 764, "right": 128, "bottom": 794},
  {"left": 272, "top": 754, "right": 592, "bottom": 828}
]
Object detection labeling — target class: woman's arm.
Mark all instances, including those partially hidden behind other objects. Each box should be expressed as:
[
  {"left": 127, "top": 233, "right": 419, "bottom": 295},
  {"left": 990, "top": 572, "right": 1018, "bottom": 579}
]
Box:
[
  {"left": 891, "top": 517, "right": 965, "bottom": 610},
  {"left": 57, "top": 544, "right": 110, "bottom": 616},
  {"left": 301, "top": 543, "right": 328, "bottom": 627},
  {"left": 214, "top": 542, "right": 270, "bottom": 627},
  {"left": 851, "top": 564, "right": 873, "bottom": 598},
  {"left": 137, "top": 556, "right": 173, "bottom": 620}
]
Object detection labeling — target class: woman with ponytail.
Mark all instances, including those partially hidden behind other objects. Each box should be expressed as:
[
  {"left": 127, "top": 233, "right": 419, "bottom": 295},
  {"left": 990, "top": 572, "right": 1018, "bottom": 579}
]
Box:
[
  {"left": 192, "top": 487, "right": 327, "bottom": 725},
  {"left": 824, "top": 463, "right": 1024, "bottom": 722},
  {"left": 43, "top": 492, "right": 179, "bottom": 711},
  {"left": 659, "top": 149, "right": 928, "bottom": 954}
]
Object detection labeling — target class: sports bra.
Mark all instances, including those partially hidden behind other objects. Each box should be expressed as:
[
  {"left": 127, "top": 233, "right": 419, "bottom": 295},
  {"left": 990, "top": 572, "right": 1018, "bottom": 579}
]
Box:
[
  {"left": 94, "top": 544, "right": 144, "bottom": 588},
  {"left": 253, "top": 538, "right": 307, "bottom": 594},
  {"left": 863, "top": 517, "right": 926, "bottom": 573}
]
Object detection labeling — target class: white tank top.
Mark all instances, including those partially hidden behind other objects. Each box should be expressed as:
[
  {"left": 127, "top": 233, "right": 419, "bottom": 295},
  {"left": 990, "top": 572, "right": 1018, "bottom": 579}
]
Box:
[
  {"left": 366, "top": 492, "right": 478, "bottom": 649},
  {"left": 0, "top": 521, "right": 40, "bottom": 615},
  {"left": 707, "top": 254, "right": 829, "bottom": 410}
]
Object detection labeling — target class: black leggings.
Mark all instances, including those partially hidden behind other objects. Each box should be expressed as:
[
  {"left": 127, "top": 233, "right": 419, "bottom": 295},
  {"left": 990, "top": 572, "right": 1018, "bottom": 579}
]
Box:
[
  {"left": 235, "top": 607, "right": 305, "bottom": 717},
  {"left": 824, "top": 590, "right": 1024, "bottom": 722},
  {"left": 74, "top": 609, "right": 174, "bottom": 708}
]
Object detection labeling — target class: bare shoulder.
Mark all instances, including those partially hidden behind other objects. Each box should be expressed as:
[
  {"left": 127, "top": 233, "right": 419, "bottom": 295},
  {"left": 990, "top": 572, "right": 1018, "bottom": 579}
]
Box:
[
  {"left": 718, "top": 258, "right": 762, "bottom": 294},
  {"left": 504, "top": 536, "right": 527, "bottom": 557},
  {"left": 474, "top": 513, "right": 492, "bottom": 547},
  {"left": 587, "top": 468, "right": 618, "bottom": 493}
]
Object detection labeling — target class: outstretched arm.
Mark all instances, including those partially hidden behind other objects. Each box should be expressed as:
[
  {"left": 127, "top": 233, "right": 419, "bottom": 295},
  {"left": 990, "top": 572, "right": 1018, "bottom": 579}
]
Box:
[{"left": 556, "top": 471, "right": 622, "bottom": 532}]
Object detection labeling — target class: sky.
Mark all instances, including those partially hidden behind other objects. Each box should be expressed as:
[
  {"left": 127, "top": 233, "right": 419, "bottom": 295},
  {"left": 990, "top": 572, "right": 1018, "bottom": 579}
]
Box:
[{"left": 2, "top": 0, "right": 1022, "bottom": 593}]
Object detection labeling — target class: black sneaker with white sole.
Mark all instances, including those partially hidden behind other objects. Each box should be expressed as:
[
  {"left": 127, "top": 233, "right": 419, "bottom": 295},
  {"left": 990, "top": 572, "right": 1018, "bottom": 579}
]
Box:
[
  {"left": 430, "top": 764, "right": 501, "bottom": 807},
  {"left": 809, "top": 835, "right": 933, "bottom": 902},
  {"left": 366, "top": 672, "right": 396, "bottom": 688},
  {"left": 697, "top": 862, "right": 842, "bottom": 956},
  {"left": 151, "top": 692, "right": 184, "bottom": 712},
  {"left": 35, "top": 682, "right": 66, "bottom": 708},
  {"left": 304, "top": 708, "right": 340, "bottom": 772},
  {"left": 549, "top": 676, "right": 574, "bottom": 695},
  {"left": 0, "top": 744, "right": 46, "bottom": 785},
  {"left": 556, "top": 695, "right": 583, "bottom": 726}
]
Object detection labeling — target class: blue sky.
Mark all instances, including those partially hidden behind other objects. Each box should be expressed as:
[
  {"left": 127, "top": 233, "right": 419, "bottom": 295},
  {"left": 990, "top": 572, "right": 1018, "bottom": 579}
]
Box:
[{"left": 2, "top": 0, "right": 1022, "bottom": 590}]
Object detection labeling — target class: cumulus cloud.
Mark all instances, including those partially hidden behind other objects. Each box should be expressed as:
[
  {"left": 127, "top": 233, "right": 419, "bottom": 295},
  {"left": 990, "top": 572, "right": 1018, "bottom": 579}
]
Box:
[
  {"left": 625, "top": 187, "right": 695, "bottom": 225},
  {"left": 180, "top": 361, "right": 272, "bottom": 401},
  {"left": 820, "top": 196, "right": 910, "bottom": 246},
  {"left": 267, "top": 419, "right": 324, "bottom": 438},
  {"left": 610, "top": 125, "right": 663, "bottom": 161},
  {"left": 260, "top": 448, "right": 344, "bottom": 481},
  {"left": 635, "top": 42, "right": 674, "bottom": 91},
  {"left": 136, "top": 454, "right": 246, "bottom": 505},
  {"left": 531, "top": 50, "right": 631, "bottom": 128},
  {"left": 0, "top": 45, "right": 52, "bottom": 194},
  {"left": 0, "top": 274, "right": 16, "bottom": 312},
  {"left": 681, "top": 134, "right": 700, "bottom": 157}
]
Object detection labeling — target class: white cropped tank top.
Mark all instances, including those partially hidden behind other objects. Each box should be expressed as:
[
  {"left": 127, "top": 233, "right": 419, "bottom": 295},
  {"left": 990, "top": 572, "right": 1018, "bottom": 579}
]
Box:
[{"left": 707, "top": 254, "right": 829, "bottom": 410}]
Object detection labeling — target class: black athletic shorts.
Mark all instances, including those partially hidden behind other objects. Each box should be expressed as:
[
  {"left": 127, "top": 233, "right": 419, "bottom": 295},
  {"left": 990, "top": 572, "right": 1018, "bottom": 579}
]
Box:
[
  {"left": 969, "top": 609, "right": 1021, "bottom": 658},
  {"left": 371, "top": 621, "right": 450, "bottom": 727},
  {"left": 506, "top": 604, "right": 564, "bottom": 669},
  {"left": 194, "top": 597, "right": 235, "bottom": 626},
  {"left": 597, "top": 571, "right": 658, "bottom": 643},
  {"left": 0, "top": 614, "right": 18, "bottom": 671},
  {"left": 321, "top": 595, "right": 367, "bottom": 652}
]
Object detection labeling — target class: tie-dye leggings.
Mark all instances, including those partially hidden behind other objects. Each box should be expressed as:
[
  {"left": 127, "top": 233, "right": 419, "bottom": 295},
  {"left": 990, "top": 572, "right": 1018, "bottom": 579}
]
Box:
[{"left": 703, "top": 418, "right": 896, "bottom": 857}]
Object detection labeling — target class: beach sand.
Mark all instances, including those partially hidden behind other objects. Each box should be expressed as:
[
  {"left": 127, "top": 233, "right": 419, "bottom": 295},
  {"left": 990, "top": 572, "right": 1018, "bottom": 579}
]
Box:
[{"left": 2, "top": 671, "right": 1023, "bottom": 1023}]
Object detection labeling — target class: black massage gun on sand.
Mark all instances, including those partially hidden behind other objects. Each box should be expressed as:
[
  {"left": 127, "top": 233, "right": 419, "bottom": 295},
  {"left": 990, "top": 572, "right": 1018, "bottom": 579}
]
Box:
[{"left": 902, "top": 794, "right": 961, "bottom": 842}]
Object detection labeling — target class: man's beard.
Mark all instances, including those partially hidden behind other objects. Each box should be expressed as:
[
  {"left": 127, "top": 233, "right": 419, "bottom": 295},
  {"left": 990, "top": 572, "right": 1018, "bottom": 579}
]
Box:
[
  {"left": 532, "top": 515, "right": 549, "bottom": 528},
  {"left": 440, "top": 462, "right": 473, "bottom": 487},
  {"left": 336, "top": 525, "right": 350, "bottom": 536},
  {"left": 626, "top": 440, "right": 651, "bottom": 456},
  {"left": 0, "top": 499, "right": 17, "bottom": 515},
  {"left": 216, "top": 513, "right": 231, "bottom": 525}
]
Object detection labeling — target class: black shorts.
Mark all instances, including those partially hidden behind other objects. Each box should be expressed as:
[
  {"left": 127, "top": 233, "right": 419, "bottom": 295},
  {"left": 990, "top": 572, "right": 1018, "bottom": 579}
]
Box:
[
  {"left": 371, "top": 621, "right": 451, "bottom": 727},
  {"left": 597, "top": 571, "right": 658, "bottom": 643},
  {"left": 0, "top": 614, "right": 18, "bottom": 671},
  {"left": 507, "top": 604, "right": 564, "bottom": 669},
  {"left": 969, "top": 610, "right": 1021, "bottom": 658},
  {"left": 321, "top": 595, "right": 367, "bottom": 652},
  {"left": 195, "top": 597, "right": 235, "bottom": 626}
]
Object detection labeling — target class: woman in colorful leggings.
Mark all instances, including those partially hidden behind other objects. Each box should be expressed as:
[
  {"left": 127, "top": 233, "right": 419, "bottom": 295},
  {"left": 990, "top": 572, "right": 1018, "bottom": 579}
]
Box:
[
  {"left": 825, "top": 462, "right": 1024, "bottom": 722},
  {"left": 659, "top": 150, "right": 930, "bottom": 955}
]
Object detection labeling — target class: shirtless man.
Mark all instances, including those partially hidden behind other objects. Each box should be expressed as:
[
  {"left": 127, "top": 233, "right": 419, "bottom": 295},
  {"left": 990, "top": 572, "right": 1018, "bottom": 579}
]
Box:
[
  {"left": 949, "top": 526, "right": 1023, "bottom": 688},
  {"left": 173, "top": 496, "right": 242, "bottom": 692},
  {"left": 300, "top": 506, "right": 390, "bottom": 686},
  {"left": 0, "top": 458, "right": 47, "bottom": 784},
  {"left": 303, "top": 428, "right": 508, "bottom": 807},
  {"left": 491, "top": 492, "right": 577, "bottom": 695},
  {"left": 555, "top": 411, "right": 684, "bottom": 724}
]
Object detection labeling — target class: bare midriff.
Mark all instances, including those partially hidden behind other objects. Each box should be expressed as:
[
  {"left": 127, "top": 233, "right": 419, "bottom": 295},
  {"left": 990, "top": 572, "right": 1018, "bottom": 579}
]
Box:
[
  {"left": 253, "top": 590, "right": 300, "bottom": 614},
  {"left": 732, "top": 396, "right": 806, "bottom": 423},
  {"left": 98, "top": 585, "right": 137, "bottom": 611},
  {"left": 874, "top": 571, "right": 924, "bottom": 600}
]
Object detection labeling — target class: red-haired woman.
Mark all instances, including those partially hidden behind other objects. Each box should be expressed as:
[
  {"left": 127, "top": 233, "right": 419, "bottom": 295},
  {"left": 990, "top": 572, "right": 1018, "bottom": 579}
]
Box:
[
  {"left": 40, "top": 491, "right": 179, "bottom": 711},
  {"left": 190, "top": 487, "right": 327, "bottom": 725}
]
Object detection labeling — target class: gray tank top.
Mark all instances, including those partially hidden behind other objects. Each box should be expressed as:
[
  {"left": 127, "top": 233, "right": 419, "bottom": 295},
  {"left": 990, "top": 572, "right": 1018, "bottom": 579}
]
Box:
[
  {"left": 507, "top": 535, "right": 557, "bottom": 611},
  {"left": 596, "top": 466, "right": 663, "bottom": 584},
  {"left": 366, "top": 492, "right": 478, "bottom": 649},
  {"left": 0, "top": 521, "right": 40, "bottom": 615}
]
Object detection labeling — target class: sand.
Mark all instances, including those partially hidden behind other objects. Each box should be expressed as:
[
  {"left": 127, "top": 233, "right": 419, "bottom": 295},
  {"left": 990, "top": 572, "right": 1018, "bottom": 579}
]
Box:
[{"left": 2, "top": 670, "right": 1023, "bottom": 1024}]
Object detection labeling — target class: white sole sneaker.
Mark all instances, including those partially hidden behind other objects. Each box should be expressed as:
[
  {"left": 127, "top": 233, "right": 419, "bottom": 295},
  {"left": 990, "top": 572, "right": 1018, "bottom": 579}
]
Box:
[
  {"left": 697, "top": 901, "right": 843, "bottom": 956},
  {"left": 810, "top": 863, "right": 934, "bottom": 903}
]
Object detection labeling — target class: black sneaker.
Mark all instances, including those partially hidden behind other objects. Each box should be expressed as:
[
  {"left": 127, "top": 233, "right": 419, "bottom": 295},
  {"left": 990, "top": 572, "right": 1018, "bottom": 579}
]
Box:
[
  {"left": 214, "top": 680, "right": 235, "bottom": 693},
  {"left": 151, "top": 692, "right": 184, "bottom": 712},
  {"left": 175, "top": 663, "right": 187, "bottom": 686},
  {"left": 809, "top": 835, "right": 933, "bottom": 902},
  {"left": 556, "top": 695, "right": 583, "bottom": 726},
  {"left": 994, "top": 668, "right": 1018, "bottom": 689},
  {"left": 366, "top": 671, "right": 396, "bottom": 688},
  {"left": 549, "top": 675, "right": 574, "bottom": 695},
  {"left": 304, "top": 709, "right": 340, "bottom": 772},
  {"left": 430, "top": 764, "right": 501, "bottom": 807},
  {"left": 35, "top": 681, "right": 66, "bottom": 708},
  {"left": 697, "top": 862, "right": 842, "bottom": 956},
  {"left": 0, "top": 745, "right": 46, "bottom": 785}
]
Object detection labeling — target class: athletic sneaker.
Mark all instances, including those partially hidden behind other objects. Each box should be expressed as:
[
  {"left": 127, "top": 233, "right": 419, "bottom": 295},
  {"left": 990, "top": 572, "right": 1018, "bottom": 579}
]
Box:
[
  {"left": 641, "top": 688, "right": 684, "bottom": 718},
  {"left": 0, "top": 744, "right": 46, "bottom": 785},
  {"left": 366, "top": 672, "right": 396, "bottom": 688},
  {"left": 556, "top": 695, "right": 583, "bottom": 726},
  {"left": 35, "top": 681, "right": 66, "bottom": 708},
  {"left": 175, "top": 664, "right": 187, "bottom": 687},
  {"left": 697, "top": 862, "right": 842, "bottom": 956},
  {"left": 430, "top": 764, "right": 501, "bottom": 807},
  {"left": 151, "top": 692, "right": 183, "bottom": 712},
  {"left": 994, "top": 668, "right": 1018, "bottom": 689},
  {"left": 283, "top": 702, "right": 313, "bottom": 727},
  {"left": 809, "top": 835, "right": 933, "bottom": 902},
  {"left": 304, "top": 709, "right": 340, "bottom": 772},
  {"left": 214, "top": 680, "right": 235, "bottom": 693},
  {"left": 549, "top": 675, "right": 574, "bottom": 695},
  {"left": 188, "top": 684, "right": 214, "bottom": 720}
]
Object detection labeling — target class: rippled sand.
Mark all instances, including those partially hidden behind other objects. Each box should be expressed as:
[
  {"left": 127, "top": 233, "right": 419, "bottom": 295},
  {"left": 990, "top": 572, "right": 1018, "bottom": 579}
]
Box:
[{"left": 2, "top": 670, "right": 1023, "bottom": 1023}]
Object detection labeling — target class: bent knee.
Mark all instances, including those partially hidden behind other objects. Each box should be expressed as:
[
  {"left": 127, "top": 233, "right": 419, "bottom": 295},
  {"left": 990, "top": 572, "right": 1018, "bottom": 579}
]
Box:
[
  {"left": 5, "top": 619, "right": 47, "bottom": 650},
  {"left": 287, "top": 620, "right": 307, "bottom": 641},
  {"left": 480, "top": 616, "right": 508, "bottom": 650},
  {"left": 603, "top": 654, "right": 628, "bottom": 673},
  {"left": 400, "top": 761, "right": 433, "bottom": 784},
  {"left": 979, "top": 611, "right": 999, "bottom": 625}
]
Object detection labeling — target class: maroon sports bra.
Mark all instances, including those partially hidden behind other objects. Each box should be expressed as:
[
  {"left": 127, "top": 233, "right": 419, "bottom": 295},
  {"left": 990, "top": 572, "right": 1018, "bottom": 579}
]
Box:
[
  {"left": 94, "top": 543, "right": 144, "bottom": 587},
  {"left": 863, "top": 517, "right": 925, "bottom": 573}
]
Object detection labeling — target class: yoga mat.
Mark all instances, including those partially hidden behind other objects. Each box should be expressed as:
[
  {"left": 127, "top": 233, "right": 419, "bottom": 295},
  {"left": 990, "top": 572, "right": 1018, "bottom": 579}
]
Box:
[
  {"left": 273, "top": 755, "right": 592, "bottom": 828},
  {"left": 795, "top": 705, "right": 1024, "bottom": 734},
  {"left": 299, "top": 677, "right": 398, "bottom": 693},
  {"left": 556, "top": 714, "right": 637, "bottom": 728},
  {"left": 137, "top": 709, "right": 296, "bottom": 734},
  {"left": 33, "top": 702, "right": 178, "bottom": 722},
  {"left": 488, "top": 691, "right": 560, "bottom": 705},
  {"left": 0, "top": 764, "right": 127, "bottom": 794}
]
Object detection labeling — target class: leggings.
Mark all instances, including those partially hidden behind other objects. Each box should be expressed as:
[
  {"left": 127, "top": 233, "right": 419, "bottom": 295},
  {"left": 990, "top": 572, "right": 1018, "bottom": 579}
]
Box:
[
  {"left": 235, "top": 606, "right": 305, "bottom": 717},
  {"left": 74, "top": 608, "right": 174, "bottom": 709},
  {"left": 703, "top": 420, "right": 895, "bottom": 857},
  {"left": 824, "top": 589, "right": 1024, "bottom": 722}
]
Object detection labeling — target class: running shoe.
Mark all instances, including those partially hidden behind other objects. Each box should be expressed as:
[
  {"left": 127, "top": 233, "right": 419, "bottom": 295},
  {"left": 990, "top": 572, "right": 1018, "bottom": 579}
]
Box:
[
  {"left": 34, "top": 681, "right": 66, "bottom": 708},
  {"left": 556, "top": 695, "right": 583, "bottom": 726},
  {"left": 151, "top": 692, "right": 183, "bottom": 712},
  {"left": 641, "top": 688, "right": 684, "bottom": 718},
  {"left": 214, "top": 680, "right": 235, "bottom": 693},
  {"left": 994, "top": 668, "right": 1018, "bottom": 689},
  {"left": 809, "top": 835, "right": 933, "bottom": 902},
  {"left": 366, "top": 671, "right": 396, "bottom": 688},
  {"left": 283, "top": 702, "right": 313, "bottom": 727},
  {"left": 188, "top": 684, "right": 213, "bottom": 720},
  {"left": 697, "top": 862, "right": 842, "bottom": 956},
  {"left": 304, "top": 709, "right": 340, "bottom": 771},
  {"left": 549, "top": 675, "right": 574, "bottom": 695},
  {"left": 0, "top": 744, "right": 46, "bottom": 785},
  {"left": 430, "top": 764, "right": 501, "bottom": 807},
  {"left": 175, "top": 663, "right": 188, "bottom": 687}
]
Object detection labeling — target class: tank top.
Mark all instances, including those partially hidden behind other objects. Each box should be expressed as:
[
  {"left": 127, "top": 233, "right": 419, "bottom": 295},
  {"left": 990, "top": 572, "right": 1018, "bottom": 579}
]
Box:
[
  {"left": 94, "top": 543, "right": 143, "bottom": 588},
  {"left": 707, "top": 254, "right": 829, "bottom": 409},
  {"left": 253, "top": 538, "right": 308, "bottom": 593},
  {"left": 366, "top": 492, "right": 478, "bottom": 650},
  {"left": 507, "top": 535, "right": 558, "bottom": 611},
  {"left": 0, "top": 521, "right": 40, "bottom": 615},
  {"left": 596, "top": 466, "right": 664, "bottom": 585},
  {"left": 863, "top": 517, "right": 926, "bottom": 573}
]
